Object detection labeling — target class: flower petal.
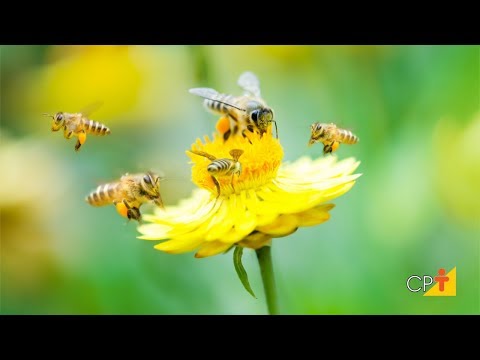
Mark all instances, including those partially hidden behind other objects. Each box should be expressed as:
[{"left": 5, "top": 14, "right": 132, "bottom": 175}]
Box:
[
  {"left": 256, "top": 214, "right": 299, "bottom": 236},
  {"left": 239, "top": 232, "right": 272, "bottom": 249},
  {"left": 295, "top": 204, "right": 333, "bottom": 226},
  {"left": 195, "top": 241, "right": 233, "bottom": 258},
  {"left": 137, "top": 130, "right": 361, "bottom": 256}
]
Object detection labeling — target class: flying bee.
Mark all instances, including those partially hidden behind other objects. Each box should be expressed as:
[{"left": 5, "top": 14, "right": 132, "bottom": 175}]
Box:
[
  {"left": 188, "top": 149, "right": 244, "bottom": 196},
  {"left": 43, "top": 103, "right": 111, "bottom": 152},
  {"left": 86, "top": 172, "right": 164, "bottom": 222},
  {"left": 308, "top": 122, "right": 359, "bottom": 154},
  {"left": 189, "top": 71, "right": 278, "bottom": 141}
]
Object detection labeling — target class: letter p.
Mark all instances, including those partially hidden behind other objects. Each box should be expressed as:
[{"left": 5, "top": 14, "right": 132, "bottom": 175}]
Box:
[{"left": 423, "top": 276, "right": 433, "bottom": 292}]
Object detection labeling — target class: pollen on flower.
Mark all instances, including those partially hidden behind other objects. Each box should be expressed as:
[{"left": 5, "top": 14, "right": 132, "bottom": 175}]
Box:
[{"left": 187, "top": 130, "right": 284, "bottom": 196}]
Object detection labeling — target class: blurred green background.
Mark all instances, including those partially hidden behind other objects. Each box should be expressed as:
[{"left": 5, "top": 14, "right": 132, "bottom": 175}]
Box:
[{"left": 1, "top": 45, "right": 478, "bottom": 314}]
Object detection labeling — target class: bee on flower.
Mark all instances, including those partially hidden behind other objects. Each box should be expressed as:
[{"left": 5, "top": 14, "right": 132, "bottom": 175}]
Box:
[
  {"left": 188, "top": 149, "right": 244, "bottom": 196},
  {"left": 189, "top": 71, "right": 278, "bottom": 141},
  {"left": 136, "top": 71, "right": 361, "bottom": 313}
]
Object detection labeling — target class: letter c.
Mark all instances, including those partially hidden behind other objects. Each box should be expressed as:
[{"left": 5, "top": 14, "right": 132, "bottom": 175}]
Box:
[{"left": 407, "top": 275, "right": 422, "bottom": 292}]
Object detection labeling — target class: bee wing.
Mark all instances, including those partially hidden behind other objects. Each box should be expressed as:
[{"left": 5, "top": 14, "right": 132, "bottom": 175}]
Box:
[
  {"left": 92, "top": 176, "right": 119, "bottom": 189},
  {"left": 64, "top": 113, "right": 84, "bottom": 131},
  {"left": 188, "top": 150, "right": 217, "bottom": 161},
  {"left": 229, "top": 149, "right": 244, "bottom": 161},
  {"left": 79, "top": 101, "right": 104, "bottom": 117},
  {"left": 148, "top": 170, "right": 166, "bottom": 182},
  {"left": 188, "top": 88, "right": 220, "bottom": 100},
  {"left": 237, "top": 71, "right": 261, "bottom": 97},
  {"left": 331, "top": 121, "right": 356, "bottom": 134},
  {"left": 189, "top": 87, "right": 246, "bottom": 112}
]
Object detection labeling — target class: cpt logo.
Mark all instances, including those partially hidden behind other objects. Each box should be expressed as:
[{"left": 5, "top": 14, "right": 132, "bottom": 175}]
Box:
[{"left": 406, "top": 267, "right": 456, "bottom": 296}]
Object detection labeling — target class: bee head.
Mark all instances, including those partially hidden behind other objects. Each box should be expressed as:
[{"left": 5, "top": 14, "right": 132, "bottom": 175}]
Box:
[
  {"left": 246, "top": 101, "right": 276, "bottom": 137},
  {"left": 43, "top": 112, "right": 65, "bottom": 131},
  {"left": 142, "top": 172, "right": 164, "bottom": 208},
  {"left": 309, "top": 123, "right": 324, "bottom": 146},
  {"left": 54, "top": 112, "right": 65, "bottom": 124},
  {"left": 312, "top": 123, "right": 324, "bottom": 134}
]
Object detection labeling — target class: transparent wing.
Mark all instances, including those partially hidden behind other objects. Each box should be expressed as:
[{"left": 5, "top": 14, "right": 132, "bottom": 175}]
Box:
[
  {"left": 66, "top": 116, "right": 81, "bottom": 131},
  {"left": 189, "top": 88, "right": 220, "bottom": 100},
  {"left": 229, "top": 149, "right": 244, "bottom": 161},
  {"left": 79, "top": 101, "right": 104, "bottom": 117},
  {"left": 237, "top": 71, "right": 261, "bottom": 97}
]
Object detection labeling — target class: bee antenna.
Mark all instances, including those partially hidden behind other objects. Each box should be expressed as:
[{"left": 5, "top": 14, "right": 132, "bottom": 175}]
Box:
[
  {"left": 43, "top": 113, "right": 54, "bottom": 119},
  {"left": 214, "top": 100, "right": 246, "bottom": 112}
]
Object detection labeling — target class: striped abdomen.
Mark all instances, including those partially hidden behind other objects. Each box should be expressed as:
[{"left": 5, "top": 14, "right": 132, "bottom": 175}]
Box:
[
  {"left": 207, "top": 159, "right": 235, "bottom": 176},
  {"left": 82, "top": 118, "right": 111, "bottom": 136},
  {"left": 204, "top": 94, "right": 238, "bottom": 116},
  {"left": 337, "top": 129, "right": 359, "bottom": 144},
  {"left": 86, "top": 182, "right": 120, "bottom": 207}
]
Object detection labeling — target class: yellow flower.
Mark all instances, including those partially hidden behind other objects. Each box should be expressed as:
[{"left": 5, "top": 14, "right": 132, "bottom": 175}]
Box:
[{"left": 137, "top": 122, "right": 361, "bottom": 258}]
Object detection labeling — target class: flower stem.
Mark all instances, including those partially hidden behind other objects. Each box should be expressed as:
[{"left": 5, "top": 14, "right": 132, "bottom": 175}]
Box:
[{"left": 256, "top": 245, "right": 279, "bottom": 315}]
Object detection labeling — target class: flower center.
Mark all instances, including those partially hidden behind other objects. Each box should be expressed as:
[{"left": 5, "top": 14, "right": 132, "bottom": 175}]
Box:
[{"left": 188, "top": 123, "right": 284, "bottom": 196}]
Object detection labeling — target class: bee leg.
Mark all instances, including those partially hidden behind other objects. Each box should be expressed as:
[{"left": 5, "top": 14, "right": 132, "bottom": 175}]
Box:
[
  {"left": 75, "top": 131, "right": 87, "bottom": 152},
  {"left": 241, "top": 129, "right": 253, "bottom": 145},
  {"left": 323, "top": 143, "right": 333, "bottom": 155},
  {"left": 122, "top": 199, "right": 142, "bottom": 222},
  {"left": 231, "top": 173, "right": 236, "bottom": 194},
  {"left": 128, "top": 208, "right": 142, "bottom": 224},
  {"left": 63, "top": 127, "right": 73, "bottom": 140},
  {"left": 223, "top": 129, "right": 231, "bottom": 142},
  {"left": 122, "top": 199, "right": 131, "bottom": 209},
  {"left": 211, "top": 176, "right": 221, "bottom": 198}
]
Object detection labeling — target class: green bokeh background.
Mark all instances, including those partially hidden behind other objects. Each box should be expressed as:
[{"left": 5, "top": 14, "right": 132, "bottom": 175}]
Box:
[{"left": 1, "top": 45, "right": 478, "bottom": 314}]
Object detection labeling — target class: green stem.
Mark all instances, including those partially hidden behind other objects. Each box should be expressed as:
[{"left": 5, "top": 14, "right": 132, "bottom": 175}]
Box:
[{"left": 256, "top": 245, "right": 279, "bottom": 315}]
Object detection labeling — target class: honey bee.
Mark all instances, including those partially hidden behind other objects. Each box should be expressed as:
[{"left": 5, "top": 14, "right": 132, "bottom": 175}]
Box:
[
  {"left": 188, "top": 149, "right": 244, "bottom": 196},
  {"left": 189, "top": 71, "right": 278, "bottom": 141},
  {"left": 308, "top": 122, "right": 359, "bottom": 154},
  {"left": 43, "top": 104, "right": 111, "bottom": 152},
  {"left": 86, "top": 172, "right": 164, "bottom": 222}
]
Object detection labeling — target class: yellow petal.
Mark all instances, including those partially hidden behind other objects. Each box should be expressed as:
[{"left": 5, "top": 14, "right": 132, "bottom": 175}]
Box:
[
  {"left": 239, "top": 232, "right": 272, "bottom": 249},
  {"left": 137, "top": 223, "right": 172, "bottom": 240},
  {"left": 256, "top": 214, "right": 299, "bottom": 236},
  {"left": 296, "top": 204, "right": 333, "bottom": 226},
  {"left": 204, "top": 199, "right": 234, "bottom": 240},
  {"left": 195, "top": 241, "right": 233, "bottom": 258}
]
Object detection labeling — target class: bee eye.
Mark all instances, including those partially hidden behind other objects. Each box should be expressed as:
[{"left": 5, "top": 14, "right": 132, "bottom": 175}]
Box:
[
  {"left": 143, "top": 175, "right": 151, "bottom": 184},
  {"left": 266, "top": 111, "right": 273, "bottom": 121},
  {"left": 56, "top": 114, "right": 64, "bottom": 121},
  {"left": 251, "top": 111, "right": 258, "bottom": 122}
]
